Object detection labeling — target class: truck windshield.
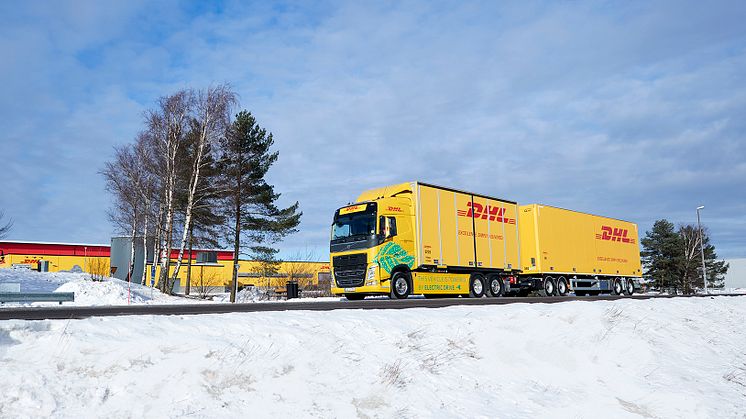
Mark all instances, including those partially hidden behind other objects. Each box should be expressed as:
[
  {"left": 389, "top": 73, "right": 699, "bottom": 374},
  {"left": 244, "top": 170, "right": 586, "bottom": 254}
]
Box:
[{"left": 332, "top": 212, "right": 376, "bottom": 241}]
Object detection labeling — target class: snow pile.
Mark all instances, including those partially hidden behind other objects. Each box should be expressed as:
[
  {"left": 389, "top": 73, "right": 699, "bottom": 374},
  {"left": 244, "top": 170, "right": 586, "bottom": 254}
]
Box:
[
  {"left": 1, "top": 297, "right": 745, "bottom": 417},
  {"left": 0, "top": 269, "right": 192, "bottom": 306}
]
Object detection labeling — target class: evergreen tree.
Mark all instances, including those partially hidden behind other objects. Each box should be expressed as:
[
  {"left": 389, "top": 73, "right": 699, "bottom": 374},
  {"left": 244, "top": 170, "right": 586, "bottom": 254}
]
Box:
[
  {"left": 641, "top": 220, "right": 683, "bottom": 292},
  {"left": 219, "top": 110, "right": 301, "bottom": 302},
  {"left": 641, "top": 219, "right": 729, "bottom": 294}
]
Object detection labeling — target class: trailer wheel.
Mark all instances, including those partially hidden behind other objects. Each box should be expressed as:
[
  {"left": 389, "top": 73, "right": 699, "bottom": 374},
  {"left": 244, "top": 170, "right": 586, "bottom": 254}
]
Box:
[
  {"left": 345, "top": 294, "right": 365, "bottom": 301},
  {"left": 540, "top": 277, "right": 556, "bottom": 297},
  {"left": 486, "top": 275, "right": 504, "bottom": 297},
  {"left": 624, "top": 279, "right": 634, "bottom": 295},
  {"left": 390, "top": 271, "right": 411, "bottom": 299},
  {"left": 469, "top": 274, "right": 485, "bottom": 298},
  {"left": 556, "top": 277, "right": 568, "bottom": 296},
  {"left": 612, "top": 278, "right": 623, "bottom": 295}
]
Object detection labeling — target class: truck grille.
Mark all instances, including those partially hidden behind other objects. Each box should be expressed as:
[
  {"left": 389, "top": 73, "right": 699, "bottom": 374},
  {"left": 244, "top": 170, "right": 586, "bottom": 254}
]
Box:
[{"left": 333, "top": 253, "right": 367, "bottom": 287}]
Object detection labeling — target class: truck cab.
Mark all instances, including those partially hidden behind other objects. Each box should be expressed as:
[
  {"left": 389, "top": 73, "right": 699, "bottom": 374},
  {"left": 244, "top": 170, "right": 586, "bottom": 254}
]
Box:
[{"left": 330, "top": 184, "right": 416, "bottom": 299}]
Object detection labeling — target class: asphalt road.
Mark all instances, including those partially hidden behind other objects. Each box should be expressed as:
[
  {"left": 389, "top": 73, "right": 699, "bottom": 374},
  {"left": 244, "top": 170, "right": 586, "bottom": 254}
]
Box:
[{"left": 0, "top": 293, "right": 742, "bottom": 321}]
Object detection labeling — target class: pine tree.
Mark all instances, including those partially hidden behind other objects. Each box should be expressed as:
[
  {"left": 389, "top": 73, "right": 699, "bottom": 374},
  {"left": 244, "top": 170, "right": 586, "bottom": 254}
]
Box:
[
  {"left": 219, "top": 110, "right": 301, "bottom": 302},
  {"left": 641, "top": 219, "right": 730, "bottom": 294},
  {"left": 641, "top": 220, "right": 683, "bottom": 292}
]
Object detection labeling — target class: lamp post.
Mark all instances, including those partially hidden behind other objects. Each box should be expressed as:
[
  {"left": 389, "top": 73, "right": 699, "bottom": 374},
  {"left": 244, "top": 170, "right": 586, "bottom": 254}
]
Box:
[{"left": 696, "top": 206, "right": 707, "bottom": 294}]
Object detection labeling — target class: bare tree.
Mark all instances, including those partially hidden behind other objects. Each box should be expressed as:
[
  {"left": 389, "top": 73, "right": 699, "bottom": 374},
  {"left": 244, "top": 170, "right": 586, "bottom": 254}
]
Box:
[
  {"left": 171, "top": 85, "right": 236, "bottom": 282},
  {"left": 284, "top": 248, "right": 320, "bottom": 289},
  {"left": 0, "top": 210, "right": 13, "bottom": 239},
  {"left": 102, "top": 145, "right": 144, "bottom": 282},
  {"left": 146, "top": 90, "right": 194, "bottom": 293}
]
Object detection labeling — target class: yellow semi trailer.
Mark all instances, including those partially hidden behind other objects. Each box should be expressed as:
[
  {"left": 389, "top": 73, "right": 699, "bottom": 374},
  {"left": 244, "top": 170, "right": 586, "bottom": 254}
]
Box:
[
  {"left": 518, "top": 204, "right": 642, "bottom": 297},
  {"left": 330, "top": 182, "right": 642, "bottom": 299}
]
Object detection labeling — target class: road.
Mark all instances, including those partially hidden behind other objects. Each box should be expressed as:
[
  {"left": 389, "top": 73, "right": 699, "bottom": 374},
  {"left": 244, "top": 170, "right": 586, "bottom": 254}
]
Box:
[{"left": 1, "top": 293, "right": 743, "bottom": 321}]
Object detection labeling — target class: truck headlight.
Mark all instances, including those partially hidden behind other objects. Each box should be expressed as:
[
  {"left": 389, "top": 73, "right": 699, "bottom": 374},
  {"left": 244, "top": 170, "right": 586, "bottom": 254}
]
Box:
[{"left": 366, "top": 264, "right": 378, "bottom": 282}]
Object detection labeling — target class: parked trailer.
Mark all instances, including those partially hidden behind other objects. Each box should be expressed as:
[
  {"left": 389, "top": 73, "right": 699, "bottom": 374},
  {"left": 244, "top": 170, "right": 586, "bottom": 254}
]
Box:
[
  {"left": 516, "top": 204, "right": 642, "bottom": 296},
  {"left": 330, "top": 182, "right": 643, "bottom": 299}
]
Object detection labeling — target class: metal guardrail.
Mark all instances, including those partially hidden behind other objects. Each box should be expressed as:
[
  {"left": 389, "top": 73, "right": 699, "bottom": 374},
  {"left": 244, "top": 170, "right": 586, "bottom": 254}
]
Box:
[{"left": 0, "top": 292, "right": 75, "bottom": 304}]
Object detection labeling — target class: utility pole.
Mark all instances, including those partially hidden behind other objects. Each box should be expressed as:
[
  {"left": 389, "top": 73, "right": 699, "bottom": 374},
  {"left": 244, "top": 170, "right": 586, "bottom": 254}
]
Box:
[{"left": 696, "top": 206, "right": 707, "bottom": 294}]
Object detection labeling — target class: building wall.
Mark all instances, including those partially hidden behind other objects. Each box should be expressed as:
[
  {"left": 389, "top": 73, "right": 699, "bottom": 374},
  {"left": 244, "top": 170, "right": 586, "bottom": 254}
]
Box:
[{"left": 1, "top": 240, "right": 330, "bottom": 293}]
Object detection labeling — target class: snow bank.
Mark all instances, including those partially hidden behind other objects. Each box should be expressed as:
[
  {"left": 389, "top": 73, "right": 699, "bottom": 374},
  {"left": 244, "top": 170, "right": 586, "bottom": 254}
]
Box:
[
  {"left": 1, "top": 296, "right": 744, "bottom": 417},
  {"left": 0, "top": 269, "right": 194, "bottom": 306}
]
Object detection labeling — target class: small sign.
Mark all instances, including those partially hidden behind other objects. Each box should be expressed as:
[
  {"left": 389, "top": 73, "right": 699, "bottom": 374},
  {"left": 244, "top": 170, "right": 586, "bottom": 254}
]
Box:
[{"left": 150, "top": 265, "right": 156, "bottom": 286}]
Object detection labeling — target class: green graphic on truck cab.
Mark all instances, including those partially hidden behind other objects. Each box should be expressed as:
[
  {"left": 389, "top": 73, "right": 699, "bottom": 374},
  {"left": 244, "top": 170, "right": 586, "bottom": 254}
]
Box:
[{"left": 374, "top": 242, "right": 415, "bottom": 274}]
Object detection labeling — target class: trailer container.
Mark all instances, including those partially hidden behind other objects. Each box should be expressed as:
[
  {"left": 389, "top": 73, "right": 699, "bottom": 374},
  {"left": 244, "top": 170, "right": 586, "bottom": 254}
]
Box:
[{"left": 517, "top": 204, "right": 642, "bottom": 296}]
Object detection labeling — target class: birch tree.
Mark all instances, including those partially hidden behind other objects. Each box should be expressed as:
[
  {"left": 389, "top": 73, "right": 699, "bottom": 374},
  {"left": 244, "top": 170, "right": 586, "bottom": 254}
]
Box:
[
  {"left": 170, "top": 85, "right": 236, "bottom": 283},
  {"left": 147, "top": 90, "right": 194, "bottom": 293}
]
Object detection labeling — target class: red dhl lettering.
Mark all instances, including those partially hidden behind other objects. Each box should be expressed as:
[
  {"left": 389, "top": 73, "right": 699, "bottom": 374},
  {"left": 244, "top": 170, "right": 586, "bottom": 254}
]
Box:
[
  {"left": 595, "top": 226, "right": 635, "bottom": 244},
  {"left": 456, "top": 202, "right": 516, "bottom": 224},
  {"left": 387, "top": 206, "right": 403, "bottom": 212}
]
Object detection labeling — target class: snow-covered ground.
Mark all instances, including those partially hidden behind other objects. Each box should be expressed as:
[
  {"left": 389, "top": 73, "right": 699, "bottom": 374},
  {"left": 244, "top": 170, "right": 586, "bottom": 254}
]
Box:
[
  {"left": 0, "top": 269, "right": 342, "bottom": 306},
  {"left": 1, "top": 296, "right": 745, "bottom": 418},
  {"left": 0, "top": 269, "right": 195, "bottom": 306}
]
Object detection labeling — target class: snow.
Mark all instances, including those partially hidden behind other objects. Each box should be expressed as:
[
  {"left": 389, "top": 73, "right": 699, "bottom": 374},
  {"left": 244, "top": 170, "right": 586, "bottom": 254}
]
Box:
[
  {"left": 1, "top": 296, "right": 745, "bottom": 417},
  {"left": 0, "top": 269, "right": 197, "bottom": 306},
  {"left": 0, "top": 269, "right": 340, "bottom": 306}
]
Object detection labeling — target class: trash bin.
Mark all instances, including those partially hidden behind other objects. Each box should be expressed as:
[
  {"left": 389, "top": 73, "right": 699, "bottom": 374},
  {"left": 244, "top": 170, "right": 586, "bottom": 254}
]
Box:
[{"left": 286, "top": 281, "right": 299, "bottom": 299}]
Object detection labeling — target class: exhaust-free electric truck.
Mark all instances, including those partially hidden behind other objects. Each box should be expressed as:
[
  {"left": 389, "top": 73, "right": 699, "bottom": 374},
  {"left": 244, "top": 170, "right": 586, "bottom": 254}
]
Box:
[{"left": 330, "top": 182, "right": 642, "bottom": 299}]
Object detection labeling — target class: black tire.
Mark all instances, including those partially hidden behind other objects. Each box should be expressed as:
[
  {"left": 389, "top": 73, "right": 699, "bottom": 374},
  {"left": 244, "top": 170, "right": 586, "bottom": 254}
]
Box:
[
  {"left": 556, "top": 277, "right": 569, "bottom": 296},
  {"left": 345, "top": 294, "right": 365, "bottom": 301},
  {"left": 390, "top": 271, "right": 411, "bottom": 299},
  {"left": 539, "top": 277, "right": 556, "bottom": 297},
  {"left": 624, "top": 279, "right": 634, "bottom": 295},
  {"left": 612, "top": 278, "right": 623, "bottom": 295},
  {"left": 469, "top": 273, "right": 485, "bottom": 298},
  {"left": 486, "top": 274, "right": 504, "bottom": 297}
]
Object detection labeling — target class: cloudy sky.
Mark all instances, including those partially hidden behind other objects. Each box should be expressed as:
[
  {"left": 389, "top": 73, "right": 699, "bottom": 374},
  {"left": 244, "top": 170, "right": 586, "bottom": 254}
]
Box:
[{"left": 1, "top": 0, "right": 744, "bottom": 260}]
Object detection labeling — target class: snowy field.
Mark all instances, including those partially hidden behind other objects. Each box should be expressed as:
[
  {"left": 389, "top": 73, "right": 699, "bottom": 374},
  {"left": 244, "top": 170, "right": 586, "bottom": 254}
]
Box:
[
  {"left": 0, "top": 269, "right": 341, "bottom": 306},
  {"left": 1, "top": 296, "right": 745, "bottom": 418}
]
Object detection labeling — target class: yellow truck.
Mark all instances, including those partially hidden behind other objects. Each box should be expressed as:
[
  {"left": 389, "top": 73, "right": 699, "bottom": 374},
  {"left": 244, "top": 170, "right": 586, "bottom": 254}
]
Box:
[
  {"left": 330, "top": 182, "right": 642, "bottom": 299},
  {"left": 330, "top": 182, "right": 521, "bottom": 299}
]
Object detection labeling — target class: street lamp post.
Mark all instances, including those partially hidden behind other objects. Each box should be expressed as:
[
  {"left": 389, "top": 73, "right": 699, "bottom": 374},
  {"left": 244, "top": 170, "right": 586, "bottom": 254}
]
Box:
[{"left": 696, "top": 206, "right": 707, "bottom": 294}]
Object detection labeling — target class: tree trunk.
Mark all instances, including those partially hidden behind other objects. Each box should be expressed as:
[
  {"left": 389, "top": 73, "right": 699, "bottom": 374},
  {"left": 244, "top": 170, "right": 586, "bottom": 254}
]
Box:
[
  {"left": 186, "top": 224, "right": 193, "bottom": 295},
  {"left": 170, "top": 135, "right": 206, "bottom": 281},
  {"left": 230, "top": 175, "right": 241, "bottom": 303},
  {"left": 128, "top": 214, "right": 137, "bottom": 283},
  {"left": 140, "top": 206, "right": 149, "bottom": 285}
]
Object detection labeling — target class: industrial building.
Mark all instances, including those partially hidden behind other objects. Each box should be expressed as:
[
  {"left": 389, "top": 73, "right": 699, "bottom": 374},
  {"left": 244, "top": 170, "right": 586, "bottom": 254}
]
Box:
[{"left": 0, "top": 239, "right": 330, "bottom": 294}]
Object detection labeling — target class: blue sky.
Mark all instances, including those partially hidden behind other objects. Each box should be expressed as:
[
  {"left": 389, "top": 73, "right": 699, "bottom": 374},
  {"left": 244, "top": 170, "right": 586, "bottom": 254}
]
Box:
[{"left": 0, "top": 0, "right": 744, "bottom": 260}]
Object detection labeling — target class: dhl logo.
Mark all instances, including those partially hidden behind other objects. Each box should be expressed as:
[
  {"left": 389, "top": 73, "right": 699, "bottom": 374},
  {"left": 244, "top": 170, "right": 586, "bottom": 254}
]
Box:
[
  {"left": 596, "top": 226, "right": 635, "bottom": 244},
  {"left": 457, "top": 202, "right": 516, "bottom": 224}
]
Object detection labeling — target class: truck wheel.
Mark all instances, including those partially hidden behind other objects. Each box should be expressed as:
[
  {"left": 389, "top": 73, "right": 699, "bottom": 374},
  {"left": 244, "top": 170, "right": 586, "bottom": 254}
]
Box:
[
  {"left": 487, "top": 275, "right": 504, "bottom": 297},
  {"left": 540, "top": 277, "right": 556, "bottom": 297},
  {"left": 624, "top": 279, "right": 634, "bottom": 295},
  {"left": 390, "top": 271, "right": 411, "bottom": 299},
  {"left": 612, "top": 278, "right": 623, "bottom": 295},
  {"left": 469, "top": 274, "right": 485, "bottom": 298},
  {"left": 557, "top": 277, "right": 568, "bottom": 296},
  {"left": 345, "top": 294, "right": 365, "bottom": 301}
]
